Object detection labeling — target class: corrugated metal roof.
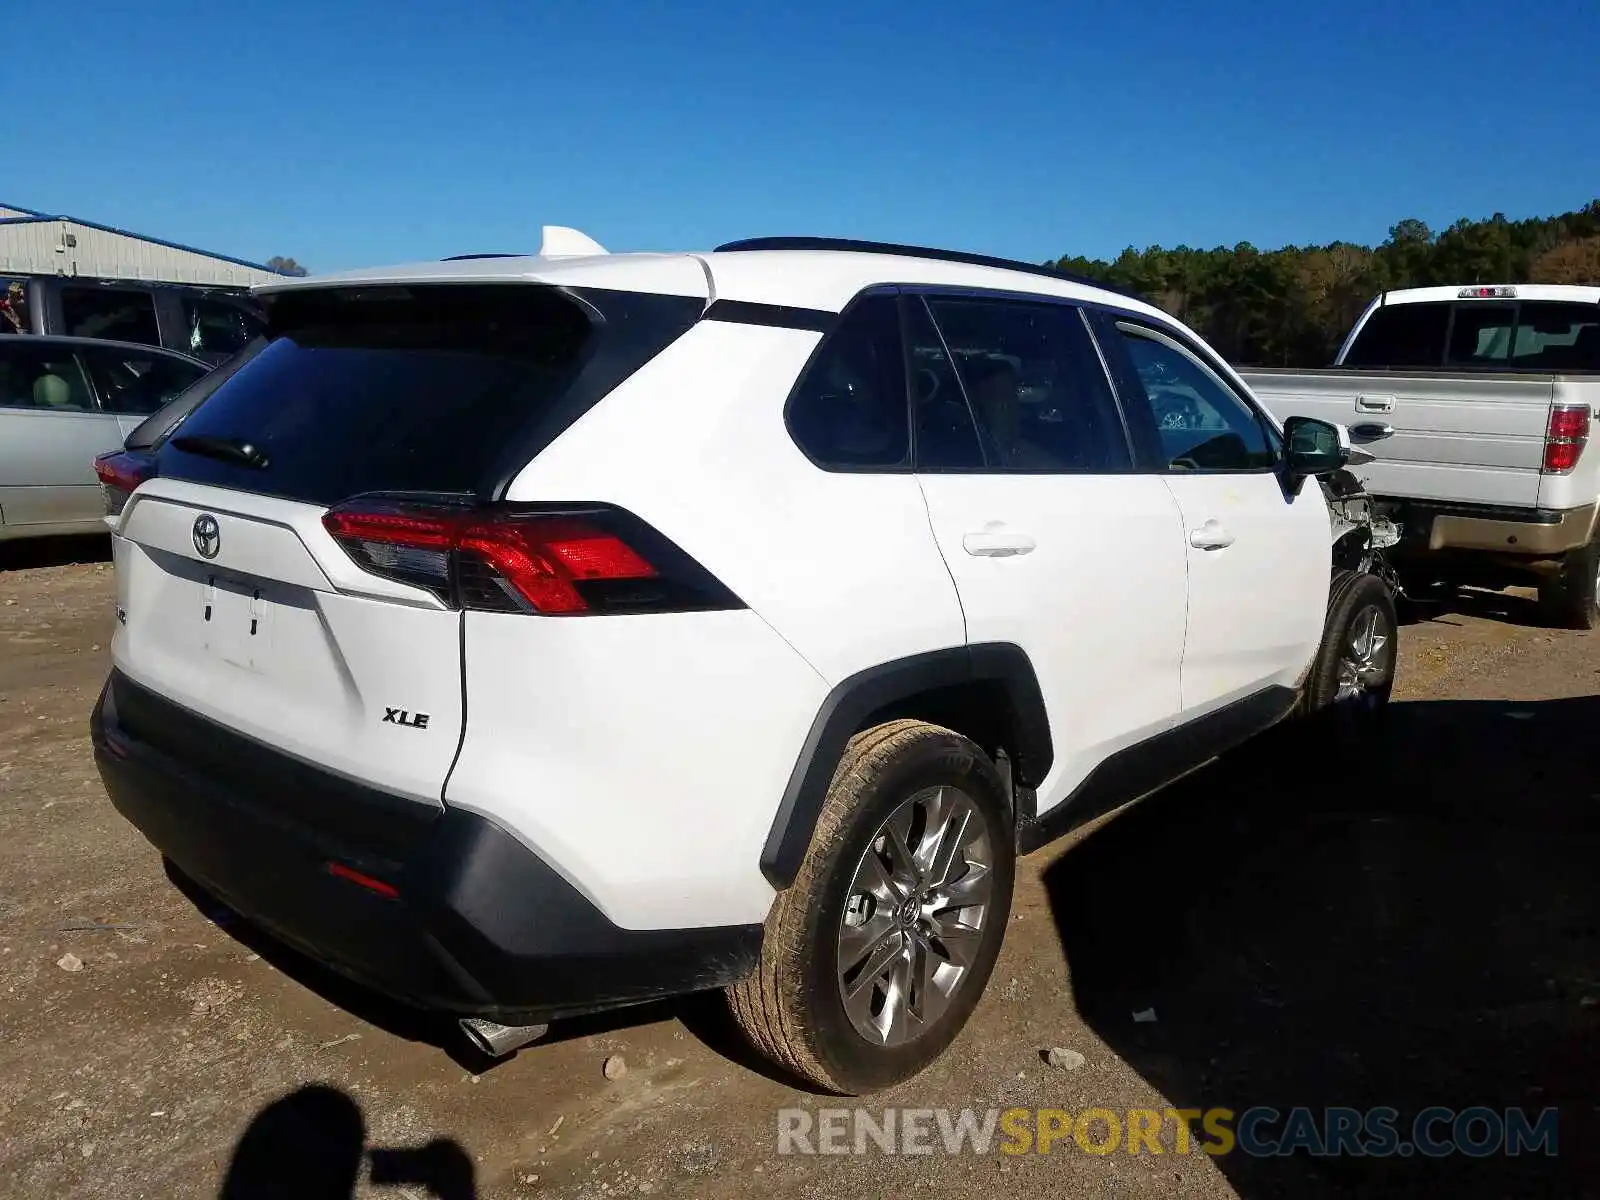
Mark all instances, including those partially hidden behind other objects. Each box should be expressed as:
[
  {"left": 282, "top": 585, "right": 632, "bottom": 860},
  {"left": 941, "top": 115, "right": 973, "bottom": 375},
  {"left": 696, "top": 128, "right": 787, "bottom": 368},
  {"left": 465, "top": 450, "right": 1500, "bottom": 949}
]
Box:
[{"left": 0, "top": 208, "right": 282, "bottom": 275}]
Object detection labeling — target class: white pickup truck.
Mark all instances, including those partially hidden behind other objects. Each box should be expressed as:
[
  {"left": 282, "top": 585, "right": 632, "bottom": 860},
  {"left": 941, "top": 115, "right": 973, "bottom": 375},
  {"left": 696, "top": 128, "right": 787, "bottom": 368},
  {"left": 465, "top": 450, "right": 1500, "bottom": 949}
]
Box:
[{"left": 1242, "top": 284, "right": 1600, "bottom": 628}]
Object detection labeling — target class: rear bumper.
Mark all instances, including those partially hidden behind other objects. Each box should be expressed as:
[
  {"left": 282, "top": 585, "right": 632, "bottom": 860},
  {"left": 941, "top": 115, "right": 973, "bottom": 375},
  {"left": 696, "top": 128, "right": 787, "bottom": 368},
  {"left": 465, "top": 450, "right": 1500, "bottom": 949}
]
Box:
[
  {"left": 91, "top": 670, "right": 762, "bottom": 1024},
  {"left": 1386, "top": 499, "right": 1597, "bottom": 557}
]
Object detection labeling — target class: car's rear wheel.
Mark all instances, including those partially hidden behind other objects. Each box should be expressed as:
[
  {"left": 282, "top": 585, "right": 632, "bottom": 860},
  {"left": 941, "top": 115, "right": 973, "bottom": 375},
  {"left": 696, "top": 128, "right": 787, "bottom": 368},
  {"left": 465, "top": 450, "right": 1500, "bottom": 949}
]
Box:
[
  {"left": 1538, "top": 539, "right": 1600, "bottom": 631},
  {"left": 728, "top": 719, "right": 1014, "bottom": 1094}
]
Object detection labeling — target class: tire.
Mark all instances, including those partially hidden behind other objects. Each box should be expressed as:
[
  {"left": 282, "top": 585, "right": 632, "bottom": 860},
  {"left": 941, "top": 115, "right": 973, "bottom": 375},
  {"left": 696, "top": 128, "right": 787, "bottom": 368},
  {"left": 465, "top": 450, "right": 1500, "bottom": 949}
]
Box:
[
  {"left": 728, "top": 719, "right": 1015, "bottom": 1095},
  {"left": 1538, "top": 539, "right": 1600, "bottom": 631},
  {"left": 1294, "top": 569, "right": 1399, "bottom": 735}
]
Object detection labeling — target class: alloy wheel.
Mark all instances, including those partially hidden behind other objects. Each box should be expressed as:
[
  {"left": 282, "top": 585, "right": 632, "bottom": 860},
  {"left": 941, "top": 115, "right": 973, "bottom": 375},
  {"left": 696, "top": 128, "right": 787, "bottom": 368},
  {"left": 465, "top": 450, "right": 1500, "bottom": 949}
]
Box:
[
  {"left": 1335, "top": 602, "right": 1393, "bottom": 703},
  {"left": 835, "top": 786, "right": 995, "bottom": 1047}
]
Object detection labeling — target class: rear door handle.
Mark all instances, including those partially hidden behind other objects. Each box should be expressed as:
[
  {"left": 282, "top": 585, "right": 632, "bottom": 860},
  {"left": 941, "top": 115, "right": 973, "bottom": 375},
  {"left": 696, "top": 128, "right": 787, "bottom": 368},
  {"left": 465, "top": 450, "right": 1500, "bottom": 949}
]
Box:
[
  {"left": 1349, "top": 422, "right": 1394, "bottom": 441},
  {"left": 1356, "top": 393, "right": 1396, "bottom": 414},
  {"left": 1188, "top": 520, "right": 1235, "bottom": 551},
  {"left": 962, "top": 530, "right": 1037, "bottom": 557}
]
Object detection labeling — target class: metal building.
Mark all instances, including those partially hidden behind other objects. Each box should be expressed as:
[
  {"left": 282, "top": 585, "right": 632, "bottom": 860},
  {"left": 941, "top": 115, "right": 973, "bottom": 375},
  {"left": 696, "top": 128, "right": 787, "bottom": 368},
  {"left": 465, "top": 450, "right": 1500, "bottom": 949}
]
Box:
[{"left": 0, "top": 201, "right": 285, "bottom": 287}]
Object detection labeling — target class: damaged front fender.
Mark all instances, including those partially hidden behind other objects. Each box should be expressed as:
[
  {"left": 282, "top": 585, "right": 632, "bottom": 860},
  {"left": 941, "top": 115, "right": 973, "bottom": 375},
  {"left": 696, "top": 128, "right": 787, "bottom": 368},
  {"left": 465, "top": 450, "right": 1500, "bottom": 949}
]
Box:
[{"left": 1320, "top": 467, "right": 1402, "bottom": 591}]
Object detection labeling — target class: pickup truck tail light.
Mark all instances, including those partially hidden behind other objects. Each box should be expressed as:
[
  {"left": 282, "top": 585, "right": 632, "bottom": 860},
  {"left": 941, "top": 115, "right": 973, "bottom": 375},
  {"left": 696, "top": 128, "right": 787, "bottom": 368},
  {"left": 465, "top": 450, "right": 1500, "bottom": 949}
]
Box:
[{"left": 1543, "top": 405, "right": 1591, "bottom": 474}]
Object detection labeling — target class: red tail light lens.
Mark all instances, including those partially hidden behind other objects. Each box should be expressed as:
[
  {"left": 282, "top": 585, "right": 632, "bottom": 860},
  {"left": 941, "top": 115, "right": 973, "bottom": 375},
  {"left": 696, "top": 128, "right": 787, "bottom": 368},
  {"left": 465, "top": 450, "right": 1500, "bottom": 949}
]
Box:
[
  {"left": 1544, "top": 404, "right": 1591, "bottom": 473},
  {"left": 455, "top": 516, "right": 657, "bottom": 614},
  {"left": 322, "top": 498, "right": 739, "bottom": 616},
  {"left": 92, "top": 450, "right": 155, "bottom": 516}
]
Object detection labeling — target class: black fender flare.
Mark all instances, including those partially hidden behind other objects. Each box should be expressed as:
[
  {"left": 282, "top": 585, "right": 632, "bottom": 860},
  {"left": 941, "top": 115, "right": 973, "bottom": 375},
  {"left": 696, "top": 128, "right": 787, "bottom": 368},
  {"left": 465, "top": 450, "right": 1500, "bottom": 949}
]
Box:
[{"left": 759, "top": 643, "right": 1052, "bottom": 888}]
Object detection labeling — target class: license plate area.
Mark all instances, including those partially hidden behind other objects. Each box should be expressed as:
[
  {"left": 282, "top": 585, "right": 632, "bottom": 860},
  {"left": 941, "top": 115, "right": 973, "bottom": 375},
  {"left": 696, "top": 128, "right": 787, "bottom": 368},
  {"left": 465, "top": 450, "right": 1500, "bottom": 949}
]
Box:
[{"left": 200, "top": 573, "right": 275, "bottom": 671}]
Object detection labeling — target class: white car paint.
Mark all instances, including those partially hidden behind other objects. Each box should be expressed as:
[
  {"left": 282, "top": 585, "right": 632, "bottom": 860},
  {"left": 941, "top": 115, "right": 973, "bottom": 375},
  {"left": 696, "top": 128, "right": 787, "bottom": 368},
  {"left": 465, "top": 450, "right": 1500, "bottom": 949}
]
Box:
[{"left": 108, "top": 234, "right": 1356, "bottom": 942}]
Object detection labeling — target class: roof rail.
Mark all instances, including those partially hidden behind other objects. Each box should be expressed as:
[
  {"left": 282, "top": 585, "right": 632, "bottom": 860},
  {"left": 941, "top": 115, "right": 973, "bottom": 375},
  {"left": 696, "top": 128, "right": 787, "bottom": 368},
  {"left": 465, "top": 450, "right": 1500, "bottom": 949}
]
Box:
[
  {"left": 442, "top": 253, "right": 525, "bottom": 261},
  {"left": 712, "top": 236, "right": 1147, "bottom": 302}
]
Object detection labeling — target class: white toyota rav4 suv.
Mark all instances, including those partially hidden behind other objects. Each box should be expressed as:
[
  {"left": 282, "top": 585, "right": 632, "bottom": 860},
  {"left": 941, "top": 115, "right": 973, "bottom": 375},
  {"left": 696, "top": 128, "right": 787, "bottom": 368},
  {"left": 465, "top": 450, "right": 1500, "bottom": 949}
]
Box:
[{"left": 92, "top": 232, "right": 1397, "bottom": 1094}]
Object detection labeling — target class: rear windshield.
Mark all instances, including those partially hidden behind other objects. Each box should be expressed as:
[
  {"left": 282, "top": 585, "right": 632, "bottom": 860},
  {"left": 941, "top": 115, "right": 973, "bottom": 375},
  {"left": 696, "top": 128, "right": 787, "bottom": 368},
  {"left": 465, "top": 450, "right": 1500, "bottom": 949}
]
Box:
[
  {"left": 153, "top": 284, "right": 699, "bottom": 505},
  {"left": 1344, "top": 299, "right": 1600, "bottom": 372}
]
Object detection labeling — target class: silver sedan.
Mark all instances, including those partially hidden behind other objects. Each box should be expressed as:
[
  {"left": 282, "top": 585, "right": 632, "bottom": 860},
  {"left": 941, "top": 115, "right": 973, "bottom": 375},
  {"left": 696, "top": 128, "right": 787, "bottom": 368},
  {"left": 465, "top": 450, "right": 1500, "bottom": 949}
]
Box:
[{"left": 0, "top": 334, "right": 209, "bottom": 540}]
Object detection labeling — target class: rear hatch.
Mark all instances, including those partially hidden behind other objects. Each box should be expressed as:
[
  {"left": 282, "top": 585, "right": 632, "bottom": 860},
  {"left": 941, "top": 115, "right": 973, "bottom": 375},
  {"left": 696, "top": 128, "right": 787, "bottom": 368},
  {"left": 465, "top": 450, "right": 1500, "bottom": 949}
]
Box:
[{"left": 110, "top": 280, "right": 704, "bottom": 804}]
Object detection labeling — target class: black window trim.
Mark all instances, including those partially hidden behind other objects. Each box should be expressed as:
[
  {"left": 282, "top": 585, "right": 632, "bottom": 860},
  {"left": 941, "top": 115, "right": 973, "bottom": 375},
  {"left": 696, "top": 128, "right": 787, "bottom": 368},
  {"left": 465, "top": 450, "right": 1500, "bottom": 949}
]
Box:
[
  {"left": 1092, "top": 311, "right": 1284, "bottom": 477},
  {"left": 705, "top": 298, "right": 837, "bottom": 333},
  {"left": 784, "top": 279, "right": 1278, "bottom": 478},
  {"left": 898, "top": 284, "right": 1143, "bottom": 476},
  {"left": 906, "top": 291, "right": 988, "bottom": 472}
]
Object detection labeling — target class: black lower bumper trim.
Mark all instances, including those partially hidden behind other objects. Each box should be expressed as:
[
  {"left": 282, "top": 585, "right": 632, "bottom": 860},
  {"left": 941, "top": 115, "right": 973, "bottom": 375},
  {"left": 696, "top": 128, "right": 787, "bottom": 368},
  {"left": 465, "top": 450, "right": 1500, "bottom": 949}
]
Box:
[{"left": 92, "top": 670, "right": 763, "bottom": 1023}]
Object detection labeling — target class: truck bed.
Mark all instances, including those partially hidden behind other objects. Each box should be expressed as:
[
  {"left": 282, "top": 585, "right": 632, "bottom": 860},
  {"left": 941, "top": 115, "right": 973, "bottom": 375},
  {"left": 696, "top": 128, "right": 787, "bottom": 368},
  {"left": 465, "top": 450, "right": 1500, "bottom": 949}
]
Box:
[{"left": 1241, "top": 366, "right": 1599, "bottom": 512}]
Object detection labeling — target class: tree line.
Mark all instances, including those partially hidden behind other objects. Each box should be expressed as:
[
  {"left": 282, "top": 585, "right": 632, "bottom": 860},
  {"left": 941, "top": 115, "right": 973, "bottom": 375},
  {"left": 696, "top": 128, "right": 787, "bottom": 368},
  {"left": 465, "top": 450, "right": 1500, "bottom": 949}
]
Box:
[{"left": 1048, "top": 199, "right": 1600, "bottom": 368}]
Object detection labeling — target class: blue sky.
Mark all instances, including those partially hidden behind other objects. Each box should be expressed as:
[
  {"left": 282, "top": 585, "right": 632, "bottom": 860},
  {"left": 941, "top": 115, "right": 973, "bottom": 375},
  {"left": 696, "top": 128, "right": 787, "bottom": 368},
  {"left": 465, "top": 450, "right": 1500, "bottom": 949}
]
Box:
[{"left": 7, "top": 0, "right": 1597, "bottom": 274}]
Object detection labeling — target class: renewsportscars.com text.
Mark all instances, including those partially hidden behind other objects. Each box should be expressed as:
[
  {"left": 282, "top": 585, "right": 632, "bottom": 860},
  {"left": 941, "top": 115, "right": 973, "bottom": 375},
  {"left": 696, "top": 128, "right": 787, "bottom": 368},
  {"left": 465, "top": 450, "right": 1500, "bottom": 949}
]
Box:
[{"left": 776, "top": 1105, "right": 1559, "bottom": 1159}]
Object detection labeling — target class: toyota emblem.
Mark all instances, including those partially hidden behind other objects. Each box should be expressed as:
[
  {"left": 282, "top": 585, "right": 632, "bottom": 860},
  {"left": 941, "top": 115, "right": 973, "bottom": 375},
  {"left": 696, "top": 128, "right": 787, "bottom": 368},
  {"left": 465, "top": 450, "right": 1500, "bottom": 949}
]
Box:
[{"left": 192, "top": 514, "right": 221, "bottom": 559}]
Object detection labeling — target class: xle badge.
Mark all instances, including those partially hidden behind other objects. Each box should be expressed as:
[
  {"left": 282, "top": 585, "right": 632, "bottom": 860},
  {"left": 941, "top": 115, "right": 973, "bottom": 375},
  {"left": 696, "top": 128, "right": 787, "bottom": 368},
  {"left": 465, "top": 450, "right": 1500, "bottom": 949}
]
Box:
[{"left": 383, "top": 708, "right": 430, "bottom": 730}]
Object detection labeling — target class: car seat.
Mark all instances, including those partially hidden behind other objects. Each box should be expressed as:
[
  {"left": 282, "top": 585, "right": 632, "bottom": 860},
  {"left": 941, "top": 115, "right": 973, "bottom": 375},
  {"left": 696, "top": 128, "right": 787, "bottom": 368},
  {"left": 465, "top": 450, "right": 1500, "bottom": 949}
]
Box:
[{"left": 32, "top": 372, "right": 74, "bottom": 409}]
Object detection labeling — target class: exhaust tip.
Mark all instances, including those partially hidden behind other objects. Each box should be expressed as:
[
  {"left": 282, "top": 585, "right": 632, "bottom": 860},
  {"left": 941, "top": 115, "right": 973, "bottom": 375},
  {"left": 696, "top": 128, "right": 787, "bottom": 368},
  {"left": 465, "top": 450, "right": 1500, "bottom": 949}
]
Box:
[{"left": 459, "top": 1016, "right": 549, "bottom": 1058}]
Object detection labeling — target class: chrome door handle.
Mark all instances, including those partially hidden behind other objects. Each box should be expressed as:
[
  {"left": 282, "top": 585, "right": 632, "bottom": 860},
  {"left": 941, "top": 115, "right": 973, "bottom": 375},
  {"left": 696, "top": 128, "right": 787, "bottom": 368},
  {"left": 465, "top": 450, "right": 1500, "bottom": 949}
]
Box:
[
  {"left": 1355, "top": 393, "right": 1396, "bottom": 414},
  {"left": 1188, "top": 520, "right": 1235, "bottom": 551},
  {"left": 962, "top": 530, "right": 1037, "bottom": 557},
  {"left": 1349, "top": 422, "right": 1394, "bottom": 441}
]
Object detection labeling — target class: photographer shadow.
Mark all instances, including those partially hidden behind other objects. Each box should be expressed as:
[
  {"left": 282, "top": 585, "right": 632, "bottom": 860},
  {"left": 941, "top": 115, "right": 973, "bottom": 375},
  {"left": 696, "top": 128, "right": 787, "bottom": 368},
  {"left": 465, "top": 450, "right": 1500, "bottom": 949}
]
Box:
[{"left": 219, "top": 1084, "right": 476, "bottom": 1200}]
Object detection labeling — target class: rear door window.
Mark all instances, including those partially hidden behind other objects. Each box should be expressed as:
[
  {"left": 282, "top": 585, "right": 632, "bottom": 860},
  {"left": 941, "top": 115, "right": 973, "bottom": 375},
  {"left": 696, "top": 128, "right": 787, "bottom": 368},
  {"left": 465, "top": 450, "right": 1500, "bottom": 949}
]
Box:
[
  {"left": 154, "top": 284, "right": 699, "bottom": 505},
  {"left": 59, "top": 286, "right": 162, "bottom": 345},
  {"left": 79, "top": 345, "right": 209, "bottom": 415},
  {"left": 920, "top": 295, "right": 1130, "bottom": 473}
]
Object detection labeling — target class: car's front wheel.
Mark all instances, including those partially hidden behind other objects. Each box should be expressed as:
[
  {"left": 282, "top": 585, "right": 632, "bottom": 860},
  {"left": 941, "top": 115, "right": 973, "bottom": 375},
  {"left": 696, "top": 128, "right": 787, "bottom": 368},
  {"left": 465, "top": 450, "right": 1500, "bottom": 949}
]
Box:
[
  {"left": 728, "top": 719, "right": 1014, "bottom": 1094},
  {"left": 1294, "top": 568, "right": 1399, "bottom": 736}
]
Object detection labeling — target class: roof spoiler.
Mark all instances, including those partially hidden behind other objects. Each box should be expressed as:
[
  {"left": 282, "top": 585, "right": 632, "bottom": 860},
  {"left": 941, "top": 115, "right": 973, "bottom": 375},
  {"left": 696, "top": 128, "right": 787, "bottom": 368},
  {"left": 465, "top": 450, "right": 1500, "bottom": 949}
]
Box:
[{"left": 538, "top": 226, "right": 608, "bottom": 257}]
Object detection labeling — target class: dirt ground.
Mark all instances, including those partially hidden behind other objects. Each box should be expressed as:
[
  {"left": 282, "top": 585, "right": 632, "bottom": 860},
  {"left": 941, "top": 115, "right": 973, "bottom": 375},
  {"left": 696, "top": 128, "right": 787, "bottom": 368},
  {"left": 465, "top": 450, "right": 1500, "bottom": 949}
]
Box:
[{"left": 1, "top": 535, "right": 1597, "bottom": 1199}]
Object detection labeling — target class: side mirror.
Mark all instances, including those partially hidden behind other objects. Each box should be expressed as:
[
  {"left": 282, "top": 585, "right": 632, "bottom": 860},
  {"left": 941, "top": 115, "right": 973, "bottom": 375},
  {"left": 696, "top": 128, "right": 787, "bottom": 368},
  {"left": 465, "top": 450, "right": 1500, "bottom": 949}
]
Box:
[{"left": 1282, "top": 416, "right": 1349, "bottom": 478}]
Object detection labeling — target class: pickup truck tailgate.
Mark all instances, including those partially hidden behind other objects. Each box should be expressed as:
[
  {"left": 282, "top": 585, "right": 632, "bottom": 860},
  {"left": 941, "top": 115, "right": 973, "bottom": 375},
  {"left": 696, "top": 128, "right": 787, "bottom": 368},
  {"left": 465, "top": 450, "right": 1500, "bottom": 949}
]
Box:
[{"left": 1245, "top": 369, "right": 1555, "bottom": 507}]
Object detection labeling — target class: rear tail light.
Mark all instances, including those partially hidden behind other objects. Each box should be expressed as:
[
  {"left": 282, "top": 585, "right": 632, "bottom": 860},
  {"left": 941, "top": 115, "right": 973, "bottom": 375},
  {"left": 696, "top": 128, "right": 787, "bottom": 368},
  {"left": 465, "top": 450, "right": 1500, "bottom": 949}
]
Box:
[
  {"left": 1543, "top": 404, "right": 1591, "bottom": 473},
  {"left": 93, "top": 450, "right": 155, "bottom": 517},
  {"left": 322, "top": 497, "right": 743, "bottom": 616}
]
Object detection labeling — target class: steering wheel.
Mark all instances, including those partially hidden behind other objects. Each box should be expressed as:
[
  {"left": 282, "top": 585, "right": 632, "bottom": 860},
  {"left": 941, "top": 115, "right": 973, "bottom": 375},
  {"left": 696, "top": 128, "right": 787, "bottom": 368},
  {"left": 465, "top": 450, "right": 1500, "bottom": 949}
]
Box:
[{"left": 1150, "top": 388, "right": 1202, "bottom": 431}]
